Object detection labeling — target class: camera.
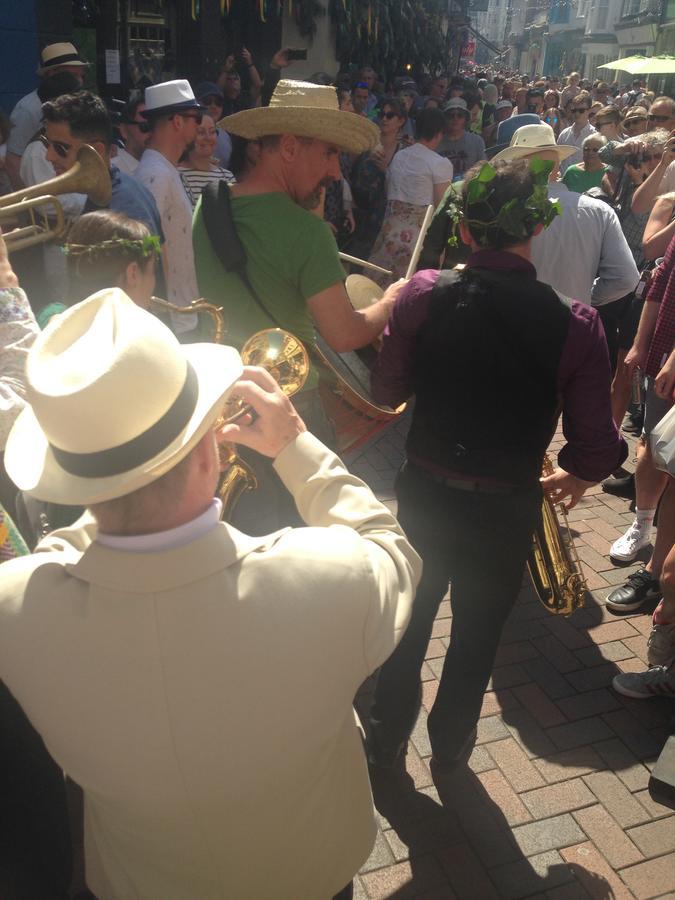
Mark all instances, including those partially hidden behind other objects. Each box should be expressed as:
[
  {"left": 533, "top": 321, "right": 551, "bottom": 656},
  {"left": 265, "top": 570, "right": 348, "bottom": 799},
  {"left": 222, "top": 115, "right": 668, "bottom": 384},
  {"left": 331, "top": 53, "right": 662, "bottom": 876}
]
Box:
[
  {"left": 628, "top": 153, "right": 643, "bottom": 168},
  {"left": 287, "top": 48, "right": 307, "bottom": 61}
]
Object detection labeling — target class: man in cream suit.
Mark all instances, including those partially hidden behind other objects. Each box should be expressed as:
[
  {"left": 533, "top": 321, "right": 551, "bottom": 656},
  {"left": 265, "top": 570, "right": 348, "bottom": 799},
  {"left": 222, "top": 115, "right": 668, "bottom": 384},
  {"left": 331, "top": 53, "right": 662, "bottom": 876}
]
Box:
[{"left": 0, "top": 288, "right": 421, "bottom": 900}]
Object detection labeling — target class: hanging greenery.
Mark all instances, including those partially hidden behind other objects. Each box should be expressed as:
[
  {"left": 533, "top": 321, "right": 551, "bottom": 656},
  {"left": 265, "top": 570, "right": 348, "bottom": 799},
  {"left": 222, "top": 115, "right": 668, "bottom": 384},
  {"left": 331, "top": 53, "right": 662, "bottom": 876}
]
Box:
[{"left": 329, "top": 0, "right": 450, "bottom": 79}]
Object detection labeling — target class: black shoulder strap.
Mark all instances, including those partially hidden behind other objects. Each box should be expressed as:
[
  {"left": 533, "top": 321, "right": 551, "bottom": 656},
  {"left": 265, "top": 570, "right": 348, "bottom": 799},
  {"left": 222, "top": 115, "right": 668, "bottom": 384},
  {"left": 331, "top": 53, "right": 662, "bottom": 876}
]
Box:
[
  {"left": 201, "top": 181, "right": 282, "bottom": 329},
  {"left": 429, "top": 267, "right": 462, "bottom": 303}
]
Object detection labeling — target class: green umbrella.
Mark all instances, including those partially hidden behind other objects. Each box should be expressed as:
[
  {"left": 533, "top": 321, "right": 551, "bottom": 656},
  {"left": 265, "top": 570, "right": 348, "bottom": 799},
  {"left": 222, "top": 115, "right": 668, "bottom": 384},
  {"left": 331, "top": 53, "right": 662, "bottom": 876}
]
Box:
[
  {"left": 628, "top": 56, "right": 675, "bottom": 74},
  {"left": 597, "top": 55, "right": 647, "bottom": 73}
]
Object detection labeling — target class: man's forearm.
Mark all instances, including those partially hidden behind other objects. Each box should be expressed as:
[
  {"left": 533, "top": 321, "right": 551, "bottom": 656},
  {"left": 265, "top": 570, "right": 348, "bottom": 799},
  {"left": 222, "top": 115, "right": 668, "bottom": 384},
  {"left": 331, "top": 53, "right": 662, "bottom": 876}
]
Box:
[{"left": 634, "top": 298, "right": 660, "bottom": 353}]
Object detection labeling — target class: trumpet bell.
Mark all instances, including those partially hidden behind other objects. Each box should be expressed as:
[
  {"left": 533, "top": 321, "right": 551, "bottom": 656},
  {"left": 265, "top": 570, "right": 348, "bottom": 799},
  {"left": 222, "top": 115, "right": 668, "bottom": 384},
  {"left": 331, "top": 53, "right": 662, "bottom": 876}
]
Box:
[
  {"left": 240, "top": 328, "right": 310, "bottom": 397},
  {"left": 346, "top": 274, "right": 384, "bottom": 311}
]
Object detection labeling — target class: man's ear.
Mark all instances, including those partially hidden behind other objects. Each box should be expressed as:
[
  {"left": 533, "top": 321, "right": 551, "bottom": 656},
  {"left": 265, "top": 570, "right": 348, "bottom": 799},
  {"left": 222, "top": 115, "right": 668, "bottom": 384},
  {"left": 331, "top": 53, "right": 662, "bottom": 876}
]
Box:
[
  {"left": 278, "top": 133, "right": 301, "bottom": 163},
  {"left": 123, "top": 261, "right": 140, "bottom": 289}
]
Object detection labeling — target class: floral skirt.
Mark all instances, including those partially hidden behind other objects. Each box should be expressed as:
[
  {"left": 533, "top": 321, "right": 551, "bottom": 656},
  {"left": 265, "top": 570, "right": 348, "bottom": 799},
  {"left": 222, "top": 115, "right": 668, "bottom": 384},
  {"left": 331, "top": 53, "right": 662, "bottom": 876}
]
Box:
[{"left": 368, "top": 200, "right": 429, "bottom": 287}]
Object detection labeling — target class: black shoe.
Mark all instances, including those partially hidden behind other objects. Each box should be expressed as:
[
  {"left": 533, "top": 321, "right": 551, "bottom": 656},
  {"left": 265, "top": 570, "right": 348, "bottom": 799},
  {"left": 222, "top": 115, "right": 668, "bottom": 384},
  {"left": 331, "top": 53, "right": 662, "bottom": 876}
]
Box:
[
  {"left": 429, "top": 727, "right": 477, "bottom": 776},
  {"left": 602, "top": 472, "right": 635, "bottom": 500},
  {"left": 623, "top": 412, "right": 644, "bottom": 437},
  {"left": 606, "top": 568, "right": 661, "bottom": 612},
  {"left": 366, "top": 735, "right": 407, "bottom": 770}
]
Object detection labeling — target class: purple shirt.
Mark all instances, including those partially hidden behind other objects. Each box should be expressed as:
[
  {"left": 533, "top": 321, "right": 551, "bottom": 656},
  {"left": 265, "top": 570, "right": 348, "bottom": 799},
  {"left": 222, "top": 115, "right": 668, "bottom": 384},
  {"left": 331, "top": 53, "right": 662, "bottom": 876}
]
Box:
[{"left": 372, "top": 252, "right": 626, "bottom": 483}]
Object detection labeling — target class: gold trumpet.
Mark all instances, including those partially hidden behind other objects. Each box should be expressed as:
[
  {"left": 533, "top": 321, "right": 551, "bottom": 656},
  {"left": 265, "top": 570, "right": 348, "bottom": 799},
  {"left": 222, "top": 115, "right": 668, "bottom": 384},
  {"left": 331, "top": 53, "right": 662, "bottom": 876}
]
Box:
[
  {"left": 0, "top": 145, "right": 112, "bottom": 253},
  {"left": 528, "top": 455, "right": 587, "bottom": 616}
]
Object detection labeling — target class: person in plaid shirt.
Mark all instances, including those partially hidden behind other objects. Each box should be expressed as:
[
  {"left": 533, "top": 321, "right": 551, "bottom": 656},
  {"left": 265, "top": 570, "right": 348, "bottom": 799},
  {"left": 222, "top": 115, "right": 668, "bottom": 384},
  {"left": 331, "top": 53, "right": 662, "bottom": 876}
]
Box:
[{"left": 606, "top": 234, "right": 675, "bottom": 668}]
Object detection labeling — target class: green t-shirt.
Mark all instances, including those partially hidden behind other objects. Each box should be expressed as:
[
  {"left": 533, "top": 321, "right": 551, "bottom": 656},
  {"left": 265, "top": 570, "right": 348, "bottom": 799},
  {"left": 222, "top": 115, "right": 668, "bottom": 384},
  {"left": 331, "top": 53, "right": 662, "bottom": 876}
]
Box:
[
  {"left": 561, "top": 164, "right": 609, "bottom": 194},
  {"left": 193, "top": 192, "right": 346, "bottom": 388}
]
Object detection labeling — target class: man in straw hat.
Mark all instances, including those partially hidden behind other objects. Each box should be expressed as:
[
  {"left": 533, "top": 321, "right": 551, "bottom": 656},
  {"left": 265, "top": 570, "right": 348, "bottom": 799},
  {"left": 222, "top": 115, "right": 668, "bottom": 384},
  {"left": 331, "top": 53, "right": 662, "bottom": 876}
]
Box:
[
  {"left": 0, "top": 285, "right": 420, "bottom": 900},
  {"left": 493, "top": 122, "right": 639, "bottom": 367},
  {"left": 193, "top": 79, "right": 405, "bottom": 528},
  {"left": 366, "top": 157, "right": 626, "bottom": 775},
  {"left": 6, "top": 42, "right": 89, "bottom": 191}
]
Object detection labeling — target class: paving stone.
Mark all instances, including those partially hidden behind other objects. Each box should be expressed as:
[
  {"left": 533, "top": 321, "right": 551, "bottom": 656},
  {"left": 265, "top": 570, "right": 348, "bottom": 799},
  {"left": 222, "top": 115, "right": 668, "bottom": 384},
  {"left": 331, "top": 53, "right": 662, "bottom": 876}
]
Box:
[
  {"left": 564, "top": 664, "right": 621, "bottom": 693},
  {"left": 585, "top": 517, "right": 624, "bottom": 541},
  {"left": 511, "top": 814, "right": 586, "bottom": 857},
  {"left": 352, "top": 875, "right": 368, "bottom": 900},
  {"left": 477, "top": 769, "right": 533, "bottom": 826},
  {"left": 621, "top": 636, "right": 652, "bottom": 666},
  {"left": 523, "top": 658, "right": 578, "bottom": 700},
  {"left": 592, "top": 739, "right": 651, "bottom": 792},
  {"left": 490, "top": 663, "right": 532, "bottom": 690},
  {"left": 437, "top": 843, "right": 500, "bottom": 900},
  {"left": 425, "top": 637, "right": 445, "bottom": 660},
  {"left": 410, "top": 708, "right": 432, "bottom": 758},
  {"left": 476, "top": 715, "right": 511, "bottom": 744},
  {"left": 598, "top": 564, "right": 643, "bottom": 587},
  {"left": 626, "top": 817, "right": 675, "bottom": 858},
  {"left": 577, "top": 543, "right": 618, "bottom": 575},
  {"left": 536, "top": 634, "right": 585, "bottom": 674},
  {"left": 486, "top": 738, "right": 546, "bottom": 792},
  {"left": 532, "top": 747, "right": 606, "bottom": 784},
  {"left": 582, "top": 771, "right": 652, "bottom": 828},
  {"left": 360, "top": 855, "right": 449, "bottom": 899},
  {"left": 574, "top": 640, "right": 636, "bottom": 667},
  {"left": 560, "top": 841, "right": 636, "bottom": 900},
  {"left": 555, "top": 688, "right": 622, "bottom": 721},
  {"left": 543, "top": 617, "right": 593, "bottom": 650},
  {"left": 500, "top": 618, "right": 551, "bottom": 644},
  {"left": 504, "top": 708, "right": 557, "bottom": 760},
  {"left": 511, "top": 683, "right": 567, "bottom": 728},
  {"left": 467, "top": 744, "right": 497, "bottom": 774},
  {"left": 634, "top": 790, "right": 675, "bottom": 821},
  {"left": 572, "top": 805, "right": 643, "bottom": 869},
  {"left": 617, "top": 656, "right": 649, "bottom": 674},
  {"left": 620, "top": 852, "right": 675, "bottom": 899},
  {"left": 431, "top": 617, "right": 451, "bottom": 639},
  {"left": 359, "top": 828, "right": 395, "bottom": 873},
  {"left": 602, "top": 710, "right": 663, "bottom": 761},
  {"left": 494, "top": 640, "right": 541, "bottom": 667},
  {"left": 479, "top": 689, "right": 519, "bottom": 719},
  {"left": 547, "top": 717, "right": 614, "bottom": 751},
  {"left": 382, "top": 807, "right": 463, "bottom": 862},
  {"left": 489, "top": 850, "right": 575, "bottom": 900},
  {"left": 520, "top": 779, "right": 596, "bottom": 820}
]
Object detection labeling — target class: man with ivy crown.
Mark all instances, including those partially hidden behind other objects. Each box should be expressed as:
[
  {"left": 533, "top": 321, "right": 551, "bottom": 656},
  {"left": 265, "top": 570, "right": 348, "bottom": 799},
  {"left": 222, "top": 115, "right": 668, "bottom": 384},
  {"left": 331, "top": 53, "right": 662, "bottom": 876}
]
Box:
[{"left": 366, "top": 158, "right": 627, "bottom": 773}]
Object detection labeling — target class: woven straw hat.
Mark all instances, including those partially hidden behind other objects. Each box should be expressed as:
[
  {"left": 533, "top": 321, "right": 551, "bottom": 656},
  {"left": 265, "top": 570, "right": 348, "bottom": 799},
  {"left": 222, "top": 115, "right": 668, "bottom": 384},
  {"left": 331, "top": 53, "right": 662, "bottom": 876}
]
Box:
[
  {"left": 491, "top": 123, "right": 577, "bottom": 163},
  {"left": 219, "top": 79, "right": 379, "bottom": 154},
  {"left": 5, "top": 288, "right": 242, "bottom": 506},
  {"left": 37, "top": 42, "right": 88, "bottom": 75}
]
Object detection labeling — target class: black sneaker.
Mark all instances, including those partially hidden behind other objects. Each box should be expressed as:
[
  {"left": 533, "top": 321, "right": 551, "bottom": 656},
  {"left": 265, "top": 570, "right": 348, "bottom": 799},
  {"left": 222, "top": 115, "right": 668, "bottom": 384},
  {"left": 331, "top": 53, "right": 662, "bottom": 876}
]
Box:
[{"left": 606, "top": 568, "right": 661, "bottom": 612}]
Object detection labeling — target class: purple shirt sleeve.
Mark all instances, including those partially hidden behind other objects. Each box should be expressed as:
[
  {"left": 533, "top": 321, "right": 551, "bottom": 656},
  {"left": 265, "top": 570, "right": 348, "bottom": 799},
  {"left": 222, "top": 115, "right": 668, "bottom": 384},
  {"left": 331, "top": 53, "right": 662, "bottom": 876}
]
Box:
[
  {"left": 557, "top": 301, "right": 627, "bottom": 482},
  {"left": 371, "top": 270, "right": 438, "bottom": 407}
]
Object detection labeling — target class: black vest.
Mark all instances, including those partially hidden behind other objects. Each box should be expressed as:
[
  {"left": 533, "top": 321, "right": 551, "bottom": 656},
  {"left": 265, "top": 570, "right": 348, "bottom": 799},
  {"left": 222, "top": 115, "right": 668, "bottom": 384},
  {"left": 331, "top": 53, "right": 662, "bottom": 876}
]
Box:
[{"left": 407, "top": 267, "right": 572, "bottom": 486}]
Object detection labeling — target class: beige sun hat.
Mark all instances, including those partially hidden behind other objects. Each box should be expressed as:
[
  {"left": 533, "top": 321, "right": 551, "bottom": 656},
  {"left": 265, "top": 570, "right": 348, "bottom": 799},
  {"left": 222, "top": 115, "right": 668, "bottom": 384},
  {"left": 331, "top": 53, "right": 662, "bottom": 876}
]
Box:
[
  {"left": 37, "top": 42, "right": 89, "bottom": 75},
  {"left": 5, "top": 288, "right": 242, "bottom": 506},
  {"left": 491, "top": 123, "right": 577, "bottom": 164},
  {"left": 219, "top": 79, "right": 379, "bottom": 154}
]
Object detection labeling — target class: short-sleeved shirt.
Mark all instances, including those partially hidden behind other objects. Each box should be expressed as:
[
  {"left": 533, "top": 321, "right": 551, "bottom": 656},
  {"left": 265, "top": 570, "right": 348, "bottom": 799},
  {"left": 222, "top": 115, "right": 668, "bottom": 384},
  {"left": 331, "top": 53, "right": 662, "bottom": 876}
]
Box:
[
  {"left": 645, "top": 236, "right": 675, "bottom": 378},
  {"left": 84, "top": 167, "right": 165, "bottom": 242},
  {"left": 7, "top": 91, "right": 42, "bottom": 157},
  {"left": 135, "top": 149, "right": 198, "bottom": 326},
  {"left": 561, "top": 163, "right": 610, "bottom": 194},
  {"left": 193, "top": 192, "right": 346, "bottom": 388},
  {"left": 386, "top": 143, "right": 453, "bottom": 206},
  {"left": 436, "top": 131, "right": 486, "bottom": 179},
  {"left": 557, "top": 122, "right": 596, "bottom": 173},
  {"left": 180, "top": 166, "right": 235, "bottom": 209}
]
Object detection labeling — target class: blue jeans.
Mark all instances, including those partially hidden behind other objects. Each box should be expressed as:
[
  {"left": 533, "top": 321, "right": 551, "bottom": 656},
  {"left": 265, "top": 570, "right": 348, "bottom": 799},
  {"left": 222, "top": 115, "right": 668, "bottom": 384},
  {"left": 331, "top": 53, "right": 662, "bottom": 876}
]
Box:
[{"left": 369, "top": 462, "right": 541, "bottom": 762}]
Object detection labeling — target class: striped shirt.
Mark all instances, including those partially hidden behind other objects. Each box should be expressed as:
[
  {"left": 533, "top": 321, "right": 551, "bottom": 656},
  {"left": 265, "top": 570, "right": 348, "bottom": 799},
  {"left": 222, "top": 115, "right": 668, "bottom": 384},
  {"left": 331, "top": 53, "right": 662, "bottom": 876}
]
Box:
[{"left": 179, "top": 165, "right": 235, "bottom": 209}]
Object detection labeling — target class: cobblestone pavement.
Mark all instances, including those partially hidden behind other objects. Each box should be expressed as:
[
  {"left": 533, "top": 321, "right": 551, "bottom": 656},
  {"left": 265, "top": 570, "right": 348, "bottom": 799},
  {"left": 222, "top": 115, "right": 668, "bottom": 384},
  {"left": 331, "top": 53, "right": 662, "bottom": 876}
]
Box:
[{"left": 346, "top": 417, "right": 674, "bottom": 900}]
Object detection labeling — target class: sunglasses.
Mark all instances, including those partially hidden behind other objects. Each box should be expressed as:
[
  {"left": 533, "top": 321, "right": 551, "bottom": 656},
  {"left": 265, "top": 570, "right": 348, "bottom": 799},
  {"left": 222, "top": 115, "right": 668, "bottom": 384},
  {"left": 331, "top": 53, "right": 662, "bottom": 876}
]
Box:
[
  {"left": 127, "top": 119, "right": 150, "bottom": 133},
  {"left": 648, "top": 113, "right": 671, "bottom": 123},
  {"left": 379, "top": 111, "right": 399, "bottom": 120},
  {"left": 583, "top": 147, "right": 600, "bottom": 153},
  {"left": 39, "top": 132, "right": 73, "bottom": 159},
  {"left": 172, "top": 111, "right": 203, "bottom": 124},
  {"left": 446, "top": 111, "right": 466, "bottom": 118},
  {"left": 625, "top": 118, "right": 647, "bottom": 125},
  {"left": 571, "top": 107, "right": 589, "bottom": 114}
]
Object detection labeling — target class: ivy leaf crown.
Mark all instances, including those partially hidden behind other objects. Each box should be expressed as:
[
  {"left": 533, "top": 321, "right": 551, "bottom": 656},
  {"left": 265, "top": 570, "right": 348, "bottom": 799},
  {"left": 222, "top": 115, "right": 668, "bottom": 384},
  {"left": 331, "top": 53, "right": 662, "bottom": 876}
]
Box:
[
  {"left": 463, "top": 158, "right": 562, "bottom": 248},
  {"left": 64, "top": 234, "right": 162, "bottom": 259}
]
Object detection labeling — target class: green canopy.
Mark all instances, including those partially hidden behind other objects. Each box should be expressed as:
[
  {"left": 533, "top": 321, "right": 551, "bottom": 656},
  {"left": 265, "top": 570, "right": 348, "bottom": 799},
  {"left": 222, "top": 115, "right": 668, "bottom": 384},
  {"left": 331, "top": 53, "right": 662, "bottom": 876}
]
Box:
[
  {"left": 629, "top": 56, "right": 675, "bottom": 74},
  {"left": 597, "top": 56, "right": 647, "bottom": 73}
]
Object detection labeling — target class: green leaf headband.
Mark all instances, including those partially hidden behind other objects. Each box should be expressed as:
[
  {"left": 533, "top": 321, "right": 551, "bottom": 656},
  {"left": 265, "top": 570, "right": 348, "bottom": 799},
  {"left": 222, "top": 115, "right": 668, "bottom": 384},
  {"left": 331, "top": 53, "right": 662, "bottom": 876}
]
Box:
[
  {"left": 445, "top": 158, "right": 562, "bottom": 249},
  {"left": 64, "top": 234, "right": 162, "bottom": 259}
]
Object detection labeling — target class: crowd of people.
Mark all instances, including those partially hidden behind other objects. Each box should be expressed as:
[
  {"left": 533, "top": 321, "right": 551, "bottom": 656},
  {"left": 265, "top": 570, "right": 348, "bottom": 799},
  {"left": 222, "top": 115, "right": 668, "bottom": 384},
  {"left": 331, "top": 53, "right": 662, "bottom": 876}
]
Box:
[{"left": 0, "top": 38, "right": 674, "bottom": 900}]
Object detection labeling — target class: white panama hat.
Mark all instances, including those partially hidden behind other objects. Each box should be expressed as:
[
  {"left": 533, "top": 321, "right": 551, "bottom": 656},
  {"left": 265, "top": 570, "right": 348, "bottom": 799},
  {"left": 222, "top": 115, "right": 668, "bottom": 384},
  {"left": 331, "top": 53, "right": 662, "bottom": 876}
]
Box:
[
  {"left": 219, "top": 79, "right": 379, "bottom": 155},
  {"left": 37, "top": 42, "right": 88, "bottom": 76},
  {"left": 141, "top": 79, "right": 205, "bottom": 118},
  {"left": 5, "top": 289, "right": 242, "bottom": 506},
  {"left": 491, "top": 123, "right": 577, "bottom": 163}
]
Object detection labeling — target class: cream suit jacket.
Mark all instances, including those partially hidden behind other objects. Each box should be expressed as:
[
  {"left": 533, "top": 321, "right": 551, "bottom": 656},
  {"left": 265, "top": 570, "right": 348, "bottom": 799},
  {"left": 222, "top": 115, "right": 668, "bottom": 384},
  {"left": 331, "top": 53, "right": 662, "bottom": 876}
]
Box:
[{"left": 0, "top": 433, "right": 421, "bottom": 900}]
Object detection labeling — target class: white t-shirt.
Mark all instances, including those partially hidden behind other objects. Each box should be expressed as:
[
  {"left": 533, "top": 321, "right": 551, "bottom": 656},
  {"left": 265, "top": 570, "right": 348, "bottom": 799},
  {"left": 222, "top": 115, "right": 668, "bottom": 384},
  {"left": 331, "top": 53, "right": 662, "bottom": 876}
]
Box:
[
  {"left": 111, "top": 146, "right": 140, "bottom": 176},
  {"left": 7, "top": 90, "right": 42, "bottom": 157},
  {"left": 134, "top": 149, "right": 198, "bottom": 331},
  {"left": 386, "top": 143, "right": 453, "bottom": 206}
]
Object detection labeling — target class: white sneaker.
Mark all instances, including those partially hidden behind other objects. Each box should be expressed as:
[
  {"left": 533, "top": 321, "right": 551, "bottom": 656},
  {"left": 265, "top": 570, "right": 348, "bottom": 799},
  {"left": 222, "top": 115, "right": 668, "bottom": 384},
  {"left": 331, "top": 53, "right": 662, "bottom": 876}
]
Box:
[
  {"left": 610, "top": 519, "right": 652, "bottom": 562},
  {"left": 647, "top": 621, "right": 675, "bottom": 667}
]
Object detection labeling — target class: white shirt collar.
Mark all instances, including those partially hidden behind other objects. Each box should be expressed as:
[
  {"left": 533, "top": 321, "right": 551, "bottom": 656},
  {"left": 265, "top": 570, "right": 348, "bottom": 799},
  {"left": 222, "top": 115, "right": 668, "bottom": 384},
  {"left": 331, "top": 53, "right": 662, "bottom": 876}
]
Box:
[{"left": 96, "top": 499, "right": 222, "bottom": 553}]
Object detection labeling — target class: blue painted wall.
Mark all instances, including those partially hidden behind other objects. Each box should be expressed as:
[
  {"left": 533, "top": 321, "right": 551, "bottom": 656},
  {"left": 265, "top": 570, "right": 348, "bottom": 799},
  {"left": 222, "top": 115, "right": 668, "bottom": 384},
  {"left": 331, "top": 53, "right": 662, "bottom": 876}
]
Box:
[{"left": 0, "top": 2, "right": 39, "bottom": 115}]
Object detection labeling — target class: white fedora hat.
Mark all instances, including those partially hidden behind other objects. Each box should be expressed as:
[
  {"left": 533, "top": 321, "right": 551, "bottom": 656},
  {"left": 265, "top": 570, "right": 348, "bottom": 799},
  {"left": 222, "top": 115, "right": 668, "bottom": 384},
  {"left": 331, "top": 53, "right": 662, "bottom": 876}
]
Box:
[
  {"left": 492, "top": 123, "right": 577, "bottom": 164},
  {"left": 219, "top": 79, "right": 379, "bottom": 155},
  {"left": 141, "top": 79, "right": 205, "bottom": 118},
  {"left": 37, "top": 42, "right": 89, "bottom": 75},
  {"left": 5, "top": 289, "right": 242, "bottom": 506}
]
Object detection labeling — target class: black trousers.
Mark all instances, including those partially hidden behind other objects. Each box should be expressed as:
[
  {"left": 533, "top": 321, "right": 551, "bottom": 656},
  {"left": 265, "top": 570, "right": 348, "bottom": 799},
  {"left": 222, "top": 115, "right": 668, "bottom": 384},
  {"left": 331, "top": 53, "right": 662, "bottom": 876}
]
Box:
[
  {"left": 369, "top": 462, "right": 541, "bottom": 763},
  {"left": 597, "top": 293, "right": 633, "bottom": 374}
]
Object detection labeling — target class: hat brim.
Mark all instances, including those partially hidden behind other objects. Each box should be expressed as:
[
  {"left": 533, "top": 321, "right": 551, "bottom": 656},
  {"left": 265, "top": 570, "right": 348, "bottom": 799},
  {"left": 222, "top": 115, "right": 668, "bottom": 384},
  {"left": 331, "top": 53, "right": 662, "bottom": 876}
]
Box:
[
  {"left": 217, "top": 107, "right": 379, "bottom": 154},
  {"left": 5, "top": 343, "right": 243, "bottom": 506},
  {"left": 141, "top": 100, "right": 207, "bottom": 119},
  {"left": 491, "top": 142, "right": 578, "bottom": 164},
  {"left": 37, "top": 59, "right": 88, "bottom": 75}
]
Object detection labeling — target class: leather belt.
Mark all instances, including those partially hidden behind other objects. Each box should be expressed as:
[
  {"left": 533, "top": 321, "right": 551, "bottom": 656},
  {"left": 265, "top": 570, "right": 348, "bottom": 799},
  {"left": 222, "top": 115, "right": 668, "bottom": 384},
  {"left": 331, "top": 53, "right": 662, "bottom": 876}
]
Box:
[{"left": 406, "top": 461, "right": 519, "bottom": 495}]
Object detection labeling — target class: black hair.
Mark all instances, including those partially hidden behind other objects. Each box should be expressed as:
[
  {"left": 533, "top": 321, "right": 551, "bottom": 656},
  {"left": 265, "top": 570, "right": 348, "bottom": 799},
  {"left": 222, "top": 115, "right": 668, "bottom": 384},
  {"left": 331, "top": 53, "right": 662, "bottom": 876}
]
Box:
[
  {"left": 415, "top": 107, "right": 446, "bottom": 141},
  {"left": 38, "top": 71, "right": 81, "bottom": 103},
  {"left": 42, "top": 90, "right": 113, "bottom": 147},
  {"left": 379, "top": 96, "right": 408, "bottom": 122}
]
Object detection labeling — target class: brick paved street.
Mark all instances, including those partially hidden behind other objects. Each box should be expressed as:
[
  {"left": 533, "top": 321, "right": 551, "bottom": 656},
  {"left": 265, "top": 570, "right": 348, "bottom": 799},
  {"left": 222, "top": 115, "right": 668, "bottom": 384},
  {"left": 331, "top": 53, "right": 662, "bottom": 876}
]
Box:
[{"left": 346, "top": 417, "right": 674, "bottom": 900}]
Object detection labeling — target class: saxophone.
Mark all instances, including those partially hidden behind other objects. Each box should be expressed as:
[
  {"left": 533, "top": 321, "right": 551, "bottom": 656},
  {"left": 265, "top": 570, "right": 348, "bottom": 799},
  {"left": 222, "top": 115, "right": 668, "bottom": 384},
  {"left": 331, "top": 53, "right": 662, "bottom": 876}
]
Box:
[{"left": 527, "top": 455, "right": 587, "bottom": 617}]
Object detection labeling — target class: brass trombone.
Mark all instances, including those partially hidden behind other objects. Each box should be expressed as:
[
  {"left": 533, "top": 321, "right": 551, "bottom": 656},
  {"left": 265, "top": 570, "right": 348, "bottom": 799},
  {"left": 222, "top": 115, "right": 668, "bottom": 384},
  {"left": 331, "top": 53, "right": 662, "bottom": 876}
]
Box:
[{"left": 0, "top": 145, "right": 112, "bottom": 253}]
